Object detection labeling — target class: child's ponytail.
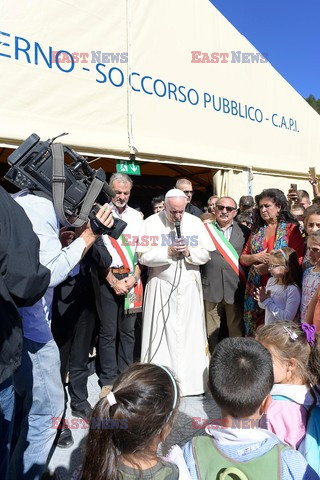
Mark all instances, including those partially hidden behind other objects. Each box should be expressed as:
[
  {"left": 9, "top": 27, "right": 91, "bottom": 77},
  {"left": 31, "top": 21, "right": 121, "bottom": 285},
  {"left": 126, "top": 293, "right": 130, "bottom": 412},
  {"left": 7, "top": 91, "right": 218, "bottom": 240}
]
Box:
[
  {"left": 82, "top": 363, "right": 180, "bottom": 480},
  {"left": 83, "top": 395, "right": 118, "bottom": 480}
]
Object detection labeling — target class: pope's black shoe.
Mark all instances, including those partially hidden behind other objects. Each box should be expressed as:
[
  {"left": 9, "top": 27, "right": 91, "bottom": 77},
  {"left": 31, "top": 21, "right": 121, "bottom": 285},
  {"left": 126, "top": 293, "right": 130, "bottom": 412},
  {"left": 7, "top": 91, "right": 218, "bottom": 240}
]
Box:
[
  {"left": 56, "top": 426, "right": 74, "bottom": 449},
  {"left": 71, "top": 401, "right": 92, "bottom": 420}
]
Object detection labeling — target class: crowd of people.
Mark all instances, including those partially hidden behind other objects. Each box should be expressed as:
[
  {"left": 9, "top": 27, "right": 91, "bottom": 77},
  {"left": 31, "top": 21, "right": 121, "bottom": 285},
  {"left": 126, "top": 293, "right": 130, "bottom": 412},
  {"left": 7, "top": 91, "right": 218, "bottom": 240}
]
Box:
[{"left": 2, "top": 170, "right": 320, "bottom": 480}]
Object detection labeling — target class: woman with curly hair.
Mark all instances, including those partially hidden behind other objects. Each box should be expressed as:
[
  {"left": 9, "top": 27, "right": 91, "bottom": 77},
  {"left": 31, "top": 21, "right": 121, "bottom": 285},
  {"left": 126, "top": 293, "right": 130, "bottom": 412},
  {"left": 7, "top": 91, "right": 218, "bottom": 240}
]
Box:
[{"left": 240, "top": 189, "right": 304, "bottom": 336}]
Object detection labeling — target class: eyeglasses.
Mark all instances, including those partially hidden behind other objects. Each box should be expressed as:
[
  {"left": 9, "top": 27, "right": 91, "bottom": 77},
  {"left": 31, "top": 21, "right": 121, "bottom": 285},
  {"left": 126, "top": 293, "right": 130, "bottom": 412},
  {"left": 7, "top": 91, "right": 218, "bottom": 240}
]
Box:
[
  {"left": 216, "top": 205, "right": 236, "bottom": 212},
  {"left": 183, "top": 190, "right": 193, "bottom": 195},
  {"left": 268, "top": 264, "right": 284, "bottom": 269}
]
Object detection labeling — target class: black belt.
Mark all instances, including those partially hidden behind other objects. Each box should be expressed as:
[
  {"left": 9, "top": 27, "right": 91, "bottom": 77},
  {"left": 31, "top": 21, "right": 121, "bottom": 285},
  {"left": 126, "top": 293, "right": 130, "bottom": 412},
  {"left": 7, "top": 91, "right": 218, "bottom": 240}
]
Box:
[{"left": 110, "top": 267, "right": 130, "bottom": 274}]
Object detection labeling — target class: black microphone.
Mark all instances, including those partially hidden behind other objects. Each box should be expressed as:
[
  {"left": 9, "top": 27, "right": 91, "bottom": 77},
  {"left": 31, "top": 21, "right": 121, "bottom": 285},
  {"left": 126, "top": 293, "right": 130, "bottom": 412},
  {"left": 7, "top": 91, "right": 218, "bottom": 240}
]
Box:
[{"left": 174, "top": 221, "right": 181, "bottom": 239}]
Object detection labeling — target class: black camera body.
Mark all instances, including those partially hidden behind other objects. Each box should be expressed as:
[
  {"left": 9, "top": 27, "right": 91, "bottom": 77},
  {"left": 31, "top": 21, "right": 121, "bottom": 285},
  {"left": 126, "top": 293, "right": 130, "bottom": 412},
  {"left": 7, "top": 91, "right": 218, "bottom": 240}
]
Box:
[
  {"left": 6, "top": 133, "right": 109, "bottom": 215},
  {"left": 5, "top": 133, "right": 127, "bottom": 238}
]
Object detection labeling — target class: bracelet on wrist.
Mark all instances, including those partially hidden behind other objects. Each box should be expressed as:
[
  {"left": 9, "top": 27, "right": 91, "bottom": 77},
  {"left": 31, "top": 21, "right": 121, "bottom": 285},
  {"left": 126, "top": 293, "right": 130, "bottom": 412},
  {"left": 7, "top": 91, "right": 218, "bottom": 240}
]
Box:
[
  {"left": 110, "top": 280, "right": 118, "bottom": 289},
  {"left": 131, "top": 274, "right": 139, "bottom": 285}
]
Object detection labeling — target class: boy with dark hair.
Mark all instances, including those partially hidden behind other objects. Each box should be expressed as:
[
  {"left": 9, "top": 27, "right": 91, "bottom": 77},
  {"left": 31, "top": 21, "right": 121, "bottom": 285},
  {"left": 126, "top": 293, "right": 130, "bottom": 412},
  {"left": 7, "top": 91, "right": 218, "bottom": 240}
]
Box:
[
  {"left": 236, "top": 212, "right": 253, "bottom": 229},
  {"left": 239, "top": 195, "right": 254, "bottom": 213},
  {"left": 151, "top": 195, "right": 165, "bottom": 214},
  {"left": 183, "top": 337, "right": 319, "bottom": 480}
]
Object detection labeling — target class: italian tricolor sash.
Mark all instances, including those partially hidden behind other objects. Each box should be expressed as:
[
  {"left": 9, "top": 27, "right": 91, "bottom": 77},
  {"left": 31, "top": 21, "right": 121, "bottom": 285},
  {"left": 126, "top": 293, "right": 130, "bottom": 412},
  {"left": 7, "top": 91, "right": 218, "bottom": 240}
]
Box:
[
  {"left": 205, "top": 222, "right": 246, "bottom": 285},
  {"left": 109, "top": 235, "right": 143, "bottom": 313}
]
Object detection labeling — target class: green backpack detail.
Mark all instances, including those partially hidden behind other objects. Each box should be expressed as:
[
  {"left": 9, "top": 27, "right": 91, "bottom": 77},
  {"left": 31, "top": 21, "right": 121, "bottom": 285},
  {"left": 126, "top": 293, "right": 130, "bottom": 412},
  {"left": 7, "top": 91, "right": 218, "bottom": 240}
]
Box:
[
  {"left": 192, "top": 436, "right": 286, "bottom": 480},
  {"left": 218, "top": 466, "right": 250, "bottom": 480}
]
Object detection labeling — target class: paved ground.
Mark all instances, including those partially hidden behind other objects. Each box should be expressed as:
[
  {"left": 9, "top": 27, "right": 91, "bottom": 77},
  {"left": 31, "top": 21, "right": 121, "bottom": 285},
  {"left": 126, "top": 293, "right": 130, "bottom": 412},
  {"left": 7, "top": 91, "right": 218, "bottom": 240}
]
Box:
[{"left": 47, "top": 369, "right": 220, "bottom": 479}]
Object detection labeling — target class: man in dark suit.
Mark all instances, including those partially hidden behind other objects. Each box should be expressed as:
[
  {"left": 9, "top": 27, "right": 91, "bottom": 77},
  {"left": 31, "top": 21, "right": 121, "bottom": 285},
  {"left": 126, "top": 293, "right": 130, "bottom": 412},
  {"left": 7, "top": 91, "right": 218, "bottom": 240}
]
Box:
[
  {"left": 201, "top": 196, "right": 250, "bottom": 353},
  {"left": 51, "top": 237, "right": 112, "bottom": 448}
]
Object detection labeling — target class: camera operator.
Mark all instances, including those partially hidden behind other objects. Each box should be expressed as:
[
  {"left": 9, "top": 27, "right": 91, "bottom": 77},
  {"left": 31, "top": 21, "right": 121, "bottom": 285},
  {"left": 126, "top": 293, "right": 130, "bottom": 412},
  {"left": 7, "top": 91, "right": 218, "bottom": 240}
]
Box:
[
  {"left": 8, "top": 188, "right": 113, "bottom": 480},
  {"left": 0, "top": 186, "right": 50, "bottom": 480},
  {"left": 51, "top": 233, "right": 112, "bottom": 448}
]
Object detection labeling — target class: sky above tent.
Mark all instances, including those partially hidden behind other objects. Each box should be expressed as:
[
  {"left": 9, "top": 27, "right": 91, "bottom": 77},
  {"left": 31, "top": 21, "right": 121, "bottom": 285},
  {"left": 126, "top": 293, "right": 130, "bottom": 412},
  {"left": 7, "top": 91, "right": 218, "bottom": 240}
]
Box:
[{"left": 210, "top": 0, "right": 320, "bottom": 100}]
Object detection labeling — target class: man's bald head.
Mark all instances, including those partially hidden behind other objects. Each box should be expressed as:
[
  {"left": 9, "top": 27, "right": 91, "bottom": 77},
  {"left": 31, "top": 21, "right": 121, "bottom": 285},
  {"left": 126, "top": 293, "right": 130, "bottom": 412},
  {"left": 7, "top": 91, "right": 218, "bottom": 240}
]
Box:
[{"left": 175, "top": 178, "right": 193, "bottom": 204}]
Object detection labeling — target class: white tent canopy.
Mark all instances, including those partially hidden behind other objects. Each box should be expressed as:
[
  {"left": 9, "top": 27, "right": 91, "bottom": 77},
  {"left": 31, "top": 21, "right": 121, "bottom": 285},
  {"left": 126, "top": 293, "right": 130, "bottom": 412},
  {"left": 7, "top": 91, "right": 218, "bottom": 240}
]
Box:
[{"left": 0, "top": 0, "right": 319, "bottom": 196}]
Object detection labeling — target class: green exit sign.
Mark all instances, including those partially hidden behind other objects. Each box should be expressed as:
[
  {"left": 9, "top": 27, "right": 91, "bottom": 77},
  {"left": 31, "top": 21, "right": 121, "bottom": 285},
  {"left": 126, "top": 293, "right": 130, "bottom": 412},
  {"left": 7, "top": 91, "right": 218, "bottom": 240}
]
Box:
[{"left": 116, "top": 160, "right": 141, "bottom": 176}]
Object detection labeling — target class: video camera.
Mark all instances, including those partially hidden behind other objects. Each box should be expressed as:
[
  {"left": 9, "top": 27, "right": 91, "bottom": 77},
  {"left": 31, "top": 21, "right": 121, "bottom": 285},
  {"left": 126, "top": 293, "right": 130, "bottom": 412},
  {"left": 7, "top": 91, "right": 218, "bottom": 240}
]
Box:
[{"left": 5, "top": 133, "right": 127, "bottom": 238}]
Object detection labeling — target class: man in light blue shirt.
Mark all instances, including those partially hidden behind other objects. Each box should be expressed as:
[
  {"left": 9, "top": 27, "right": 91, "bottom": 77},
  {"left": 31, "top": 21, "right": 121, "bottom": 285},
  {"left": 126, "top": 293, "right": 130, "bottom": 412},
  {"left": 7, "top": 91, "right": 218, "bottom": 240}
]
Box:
[{"left": 9, "top": 190, "right": 113, "bottom": 480}]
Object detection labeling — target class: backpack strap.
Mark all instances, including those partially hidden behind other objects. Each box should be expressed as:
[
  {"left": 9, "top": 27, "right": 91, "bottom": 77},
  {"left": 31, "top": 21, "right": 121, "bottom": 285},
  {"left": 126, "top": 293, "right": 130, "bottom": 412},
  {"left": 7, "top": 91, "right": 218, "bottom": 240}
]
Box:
[
  {"left": 51, "top": 142, "right": 104, "bottom": 227},
  {"left": 272, "top": 395, "right": 296, "bottom": 402},
  {"left": 301, "top": 405, "right": 320, "bottom": 475}
]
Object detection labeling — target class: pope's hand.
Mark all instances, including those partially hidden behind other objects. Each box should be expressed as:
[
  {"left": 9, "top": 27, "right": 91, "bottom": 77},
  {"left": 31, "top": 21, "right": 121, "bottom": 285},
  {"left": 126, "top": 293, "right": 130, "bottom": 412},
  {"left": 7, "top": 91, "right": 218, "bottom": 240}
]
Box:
[{"left": 168, "top": 238, "right": 190, "bottom": 257}]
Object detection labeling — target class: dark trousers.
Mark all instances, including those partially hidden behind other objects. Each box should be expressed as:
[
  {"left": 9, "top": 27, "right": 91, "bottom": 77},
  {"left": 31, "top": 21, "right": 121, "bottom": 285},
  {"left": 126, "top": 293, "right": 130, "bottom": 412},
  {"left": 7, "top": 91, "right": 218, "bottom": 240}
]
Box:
[
  {"left": 94, "top": 273, "right": 136, "bottom": 386},
  {"left": 51, "top": 271, "right": 97, "bottom": 409}
]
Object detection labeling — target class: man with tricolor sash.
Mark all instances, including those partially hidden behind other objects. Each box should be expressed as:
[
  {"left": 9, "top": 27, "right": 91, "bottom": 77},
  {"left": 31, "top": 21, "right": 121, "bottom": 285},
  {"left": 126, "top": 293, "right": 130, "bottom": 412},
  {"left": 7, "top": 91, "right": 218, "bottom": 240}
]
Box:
[
  {"left": 92, "top": 173, "right": 143, "bottom": 399},
  {"left": 202, "top": 196, "right": 250, "bottom": 353}
]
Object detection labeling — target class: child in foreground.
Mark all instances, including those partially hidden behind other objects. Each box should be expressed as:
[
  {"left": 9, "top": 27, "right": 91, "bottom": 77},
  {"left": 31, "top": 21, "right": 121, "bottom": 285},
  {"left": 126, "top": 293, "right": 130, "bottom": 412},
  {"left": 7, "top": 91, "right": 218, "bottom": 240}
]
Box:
[
  {"left": 183, "top": 337, "right": 320, "bottom": 480},
  {"left": 254, "top": 247, "right": 301, "bottom": 324},
  {"left": 256, "top": 322, "right": 320, "bottom": 451},
  {"left": 82, "top": 363, "right": 180, "bottom": 480}
]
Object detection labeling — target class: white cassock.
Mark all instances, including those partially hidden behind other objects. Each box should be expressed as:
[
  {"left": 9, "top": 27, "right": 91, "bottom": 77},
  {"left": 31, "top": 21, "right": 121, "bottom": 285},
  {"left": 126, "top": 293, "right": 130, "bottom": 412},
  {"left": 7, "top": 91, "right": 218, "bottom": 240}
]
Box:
[{"left": 137, "top": 211, "right": 215, "bottom": 396}]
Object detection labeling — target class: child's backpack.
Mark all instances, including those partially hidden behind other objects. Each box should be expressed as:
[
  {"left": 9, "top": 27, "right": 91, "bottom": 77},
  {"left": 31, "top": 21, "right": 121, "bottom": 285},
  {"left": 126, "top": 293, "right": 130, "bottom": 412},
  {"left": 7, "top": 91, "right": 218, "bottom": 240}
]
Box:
[
  {"left": 192, "top": 436, "right": 286, "bottom": 479},
  {"left": 299, "top": 404, "right": 320, "bottom": 475},
  {"left": 272, "top": 392, "right": 320, "bottom": 475}
]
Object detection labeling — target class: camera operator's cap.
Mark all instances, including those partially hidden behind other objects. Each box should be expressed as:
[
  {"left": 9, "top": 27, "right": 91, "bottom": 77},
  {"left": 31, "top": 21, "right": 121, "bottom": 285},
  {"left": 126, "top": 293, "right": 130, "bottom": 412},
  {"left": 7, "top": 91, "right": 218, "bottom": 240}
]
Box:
[
  {"left": 239, "top": 195, "right": 254, "bottom": 207},
  {"left": 165, "top": 188, "right": 187, "bottom": 199}
]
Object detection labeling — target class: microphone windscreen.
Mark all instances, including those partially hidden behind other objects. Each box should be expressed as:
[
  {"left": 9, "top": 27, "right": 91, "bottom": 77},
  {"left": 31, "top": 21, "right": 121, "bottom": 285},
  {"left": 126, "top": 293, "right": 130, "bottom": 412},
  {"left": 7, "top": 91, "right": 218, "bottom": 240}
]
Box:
[{"left": 103, "top": 181, "right": 116, "bottom": 198}]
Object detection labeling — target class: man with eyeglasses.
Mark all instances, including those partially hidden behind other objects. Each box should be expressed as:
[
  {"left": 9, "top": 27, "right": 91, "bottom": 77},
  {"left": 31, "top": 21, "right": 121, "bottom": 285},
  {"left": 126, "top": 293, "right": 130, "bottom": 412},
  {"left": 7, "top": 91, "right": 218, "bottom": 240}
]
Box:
[
  {"left": 201, "top": 197, "right": 250, "bottom": 352},
  {"left": 175, "top": 178, "right": 203, "bottom": 218}
]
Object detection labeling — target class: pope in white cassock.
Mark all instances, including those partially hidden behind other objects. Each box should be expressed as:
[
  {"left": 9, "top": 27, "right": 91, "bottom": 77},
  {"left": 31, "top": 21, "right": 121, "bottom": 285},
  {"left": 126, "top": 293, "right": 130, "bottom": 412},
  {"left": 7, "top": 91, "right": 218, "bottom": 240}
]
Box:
[{"left": 137, "top": 189, "right": 215, "bottom": 396}]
